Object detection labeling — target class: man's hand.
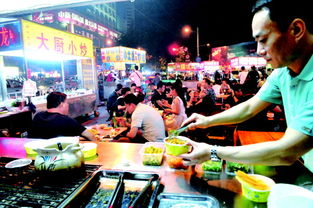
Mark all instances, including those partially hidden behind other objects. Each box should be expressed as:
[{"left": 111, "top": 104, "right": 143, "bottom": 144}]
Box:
[
  {"left": 179, "top": 139, "right": 211, "bottom": 166},
  {"left": 181, "top": 113, "right": 209, "bottom": 130}
]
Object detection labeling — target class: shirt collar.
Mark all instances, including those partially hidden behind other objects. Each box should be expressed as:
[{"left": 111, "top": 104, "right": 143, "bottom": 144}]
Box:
[{"left": 296, "top": 54, "right": 313, "bottom": 81}]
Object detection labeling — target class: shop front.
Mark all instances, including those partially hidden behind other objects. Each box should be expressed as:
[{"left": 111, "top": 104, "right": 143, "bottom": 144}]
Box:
[
  {"left": 0, "top": 19, "right": 97, "bottom": 118},
  {"left": 99, "top": 46, "right": 146, "bottom": 100}
]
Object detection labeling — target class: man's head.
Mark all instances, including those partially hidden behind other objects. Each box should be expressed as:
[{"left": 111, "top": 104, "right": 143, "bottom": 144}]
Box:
[
  {"left": 124, "top": 93, "right": 139, "bottom": 114},
  {"left": 134, "top": 65, "right": 139, "bottom": 71},
  {"left": 252, "top": 0, "right": 312, "bottom": 71},
  {"left": 115, "top": 83, "right": 123, "bottom": 92},
  {"left": 121, "top": 87, "right": 131, "bottom": 96},
  {"left": 156, "top": 81, "right": 165, "bottom": 92},
  {"left": 202, "top": 78, "right": 212, "bottom": 89},
  {"left": 46, "top": 92, "right": 69, "bottom": 115}
]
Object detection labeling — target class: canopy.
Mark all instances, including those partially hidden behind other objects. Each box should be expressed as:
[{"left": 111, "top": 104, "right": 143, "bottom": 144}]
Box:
[{"left": 0, "top": 0, "right": 134, "bottom": 17}]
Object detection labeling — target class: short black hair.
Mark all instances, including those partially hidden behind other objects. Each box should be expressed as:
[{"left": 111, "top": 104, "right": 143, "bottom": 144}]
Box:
[
  {"left": 252, "top": 0, "right": 313, "bottom": 33},
  {"left": 156, "top": 81, "right": 165, "bottom": 89},
  {"left": 131, "top": 83, "right": 137, "bottom": 87},
  {"left": 124, "top": 93, "right": 140, "bottom": 105},
  {"left": 121, "top": 87, "right": 131, "bottom": 95},
  {"left": 115, "top": 83, "right": 123, "bottom": 91},
  {"left": 47, "top": 92, "right": 67, "bottom": 109}
]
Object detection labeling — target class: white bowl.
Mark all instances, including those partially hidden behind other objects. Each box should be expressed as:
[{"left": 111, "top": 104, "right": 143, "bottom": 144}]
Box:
[{"left": 268, "top": 183, "right": 313, "bottom": 208}]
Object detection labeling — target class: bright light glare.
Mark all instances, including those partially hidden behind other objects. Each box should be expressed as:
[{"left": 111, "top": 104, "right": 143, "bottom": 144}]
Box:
[
  {"left": 106, "top": 39, "right": 113, "bottom": 46},
  {"left": 182, "top": 25, "right": 192, "bottom": 37},
  {"left": 168, "top": 42, "right": 180, "bottom": 56}
]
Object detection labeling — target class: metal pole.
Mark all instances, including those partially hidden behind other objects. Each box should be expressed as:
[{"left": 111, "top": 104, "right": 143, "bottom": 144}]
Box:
[{"left": 196, "top": 27, "right": 200, "bottom": 57}]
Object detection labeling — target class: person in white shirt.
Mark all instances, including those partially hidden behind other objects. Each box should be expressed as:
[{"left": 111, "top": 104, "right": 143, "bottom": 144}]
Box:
[
  {"left": 129, "top": 66, "right": 144, "bottom": 87},
  {"left": 123, "top": 93, "right": 166, "bottom": 142},
  {"left": 238, "top": 66, "right": 249, "bottom": 85}
]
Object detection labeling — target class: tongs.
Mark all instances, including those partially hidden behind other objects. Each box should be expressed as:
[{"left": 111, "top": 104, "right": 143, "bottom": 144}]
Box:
[
  {"left": 168, "top": 125, "right": 189, "bottom": 137},
  {"left": 128, "top": 177, "right": 154, "bottom": 208},
  {"left": 108, "top": 174, "right": 125, "bottom": 208}
]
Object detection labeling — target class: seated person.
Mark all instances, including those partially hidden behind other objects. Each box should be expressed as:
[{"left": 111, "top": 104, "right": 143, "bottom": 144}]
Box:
[
  {"left": 116, "top": 87, "right": 131, "bottom": 117},
  {"left": 118, "top": 93, "right": 166, "bottom": 143},
  {"left": 151, "top": 81, "right": 170, "bottom": 110},
  {"left": 164, "top": 83, "right": 187, "bottom": 131},
  {"left": 29, "top": 92, "right": 95, "bottom": 140},
  {"left": 189, "top": 78, "right": 217, "bottom": 116}
]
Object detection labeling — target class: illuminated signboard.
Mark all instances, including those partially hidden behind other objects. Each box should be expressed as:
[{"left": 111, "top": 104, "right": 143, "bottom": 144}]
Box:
[
  {"left": 21, "top": 19, "right": 93, "bottom": 58},
  {"left": 230, "top": 57, "right": 267, "bottom": 68},
  {"left": 168, "top": 62, "right": 203, "bottom": 71},
  {"left": 0, "top": 21, "right": 22, "bottom": 51},
  {"left": 101, "top": 46, "right": 146, "bottom": 63}
]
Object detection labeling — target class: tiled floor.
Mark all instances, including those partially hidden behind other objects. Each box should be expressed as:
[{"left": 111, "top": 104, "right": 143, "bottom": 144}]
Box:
[{"left": 80, "top": 105, "right": 111, "bottom": 127}]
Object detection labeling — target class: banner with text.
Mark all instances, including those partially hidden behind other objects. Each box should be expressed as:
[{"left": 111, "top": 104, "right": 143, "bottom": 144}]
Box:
[{"left": 22, "top": 19, "right": 93, "bottom": 58}]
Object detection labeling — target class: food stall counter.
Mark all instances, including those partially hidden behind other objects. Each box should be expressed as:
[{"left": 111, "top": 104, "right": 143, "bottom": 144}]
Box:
[{"left": 1, "top": 137, "right": 313, "bottom": 208}]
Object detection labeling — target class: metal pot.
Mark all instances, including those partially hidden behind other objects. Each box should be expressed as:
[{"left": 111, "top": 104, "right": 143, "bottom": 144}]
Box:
[{"left": 33, "top": 140, "right": 84, "bottom": 171}]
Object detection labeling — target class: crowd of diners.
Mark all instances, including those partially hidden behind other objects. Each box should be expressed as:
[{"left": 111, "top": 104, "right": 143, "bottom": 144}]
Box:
[
  {"left": 2, "top": 65, "right": 280, "bottom": 144},
  {"left": 101, "top": 65, "right": 282, "bottom": 143}
]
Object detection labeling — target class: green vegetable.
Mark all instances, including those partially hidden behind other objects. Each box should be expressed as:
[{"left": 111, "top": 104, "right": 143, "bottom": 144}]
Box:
[
  {"left": 227, "top": 161, "right": 250, "bottom": 173},
  {"left": 201, "top": 160, "right": 222, "bottom": 172}
]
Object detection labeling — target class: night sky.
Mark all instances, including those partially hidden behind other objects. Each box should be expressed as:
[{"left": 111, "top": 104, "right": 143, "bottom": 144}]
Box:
[{"left": 130, "top": 0, "right": 256, "bottom": 60}]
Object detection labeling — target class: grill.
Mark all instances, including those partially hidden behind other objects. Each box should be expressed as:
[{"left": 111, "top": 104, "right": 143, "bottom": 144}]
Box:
[{"left": 0, "top": 157, "right": 101, "bottom": 208}]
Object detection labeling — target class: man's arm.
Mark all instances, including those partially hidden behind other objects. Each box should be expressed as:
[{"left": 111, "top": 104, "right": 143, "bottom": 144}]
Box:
[
  {"left": 126, "top": 126, "right": 139, "bottom": 138},
  {"left": 183, "top": 96, "right": 272, "bottom": 129},
  {"left": 81, "top": 129, "right": 97, "bottom": 141},
  {"left": 182, "top": 128, "right": 313, "bottom": 166}
]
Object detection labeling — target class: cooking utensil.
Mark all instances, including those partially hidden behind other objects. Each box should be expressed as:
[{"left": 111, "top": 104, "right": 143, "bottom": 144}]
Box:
[
  {"left": 108, "top": 173, "right": 125, "bottom": 208},
  {"left": 168, "top": 125, "right": 189, "bottom": 137},
  {"left": 129, "top": 177, "right": 154, "bottom": 208}
]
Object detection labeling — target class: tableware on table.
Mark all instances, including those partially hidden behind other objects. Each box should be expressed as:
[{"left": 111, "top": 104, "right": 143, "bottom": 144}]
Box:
[
  {"left": 164, "top": 136, "right": 190, "bottom": 156},
  {"left": 5, "top": 158, "right": 32, "bottom": 169},
  {"left": 81, "top": 143, "right": 98, "bottom": 159},
  {"left": 33, "top": 138, "right": 84, "bottom": 171},
  {"left": 236, "top": 171, "right": 275, "bottom": 203},
  {"left": 140, "top": 142, "right": 165, "bottom": 166},
  {"left": 268, "top": 183, "right": 313, "bottom": 208}
]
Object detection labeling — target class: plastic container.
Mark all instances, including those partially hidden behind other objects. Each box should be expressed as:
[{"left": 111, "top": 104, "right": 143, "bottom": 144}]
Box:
[
  {"left": 81, "top": 143, "right": 98, "bottom": 159},
  {"left": 236, "top": 174, "right": 275, "bottom": 203},
  {"left": 164, "top": 136, "right": 190, "bottom": 156},
  {"left": 140, "top": 142, "right": 164, "bottom": 166}
]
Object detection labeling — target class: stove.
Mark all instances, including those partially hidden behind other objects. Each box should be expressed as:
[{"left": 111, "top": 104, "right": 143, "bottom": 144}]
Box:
[{"left": 0, "top": 157, "right": 101, "bottom": 208}]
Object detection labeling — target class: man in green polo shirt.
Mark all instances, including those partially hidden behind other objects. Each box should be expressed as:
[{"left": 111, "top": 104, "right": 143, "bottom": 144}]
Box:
[{"left": 180, "top": 0, "right": 313, "bottom": 173}]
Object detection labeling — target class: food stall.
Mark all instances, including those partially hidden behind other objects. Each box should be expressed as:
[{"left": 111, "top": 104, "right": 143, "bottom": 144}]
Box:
[
  {"left": 167, "top": 62, "right": 202, "bottom": 89},
  {"left": 1, "top": 137, "right": 313, "bottom": 207},
  {"left": 100, "top": 46, "right": 146, "bottom": 99},
  {"left": 0, "top": 19, "right": 97, "bottom": 118},
  {"left": 230, "top": 56, "right": 267, "bottom": 69}
]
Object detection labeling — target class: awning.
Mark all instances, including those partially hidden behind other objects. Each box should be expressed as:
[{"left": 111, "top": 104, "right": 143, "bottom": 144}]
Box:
[{"left": 0, "top": 0, "right": 134, "bottom": 17}]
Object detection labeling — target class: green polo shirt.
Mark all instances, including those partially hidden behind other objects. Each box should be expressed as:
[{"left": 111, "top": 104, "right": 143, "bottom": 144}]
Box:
[{"left": 257, "top": 54, "right": 313, "bottom": 172}]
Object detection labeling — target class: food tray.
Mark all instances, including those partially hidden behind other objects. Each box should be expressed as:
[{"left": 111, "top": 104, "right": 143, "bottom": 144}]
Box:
[
  {"left": 225, "top": 161, "right": 254, "bottom": 176},
  {"left": 76, "top": 170, "right": 163, "bottom": 208},
  {"left": 140, "top": 142, "right": 165, "bottom": 166},
  {"left": 157, "top": 193, "right": 220, "bottom": 208}
]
